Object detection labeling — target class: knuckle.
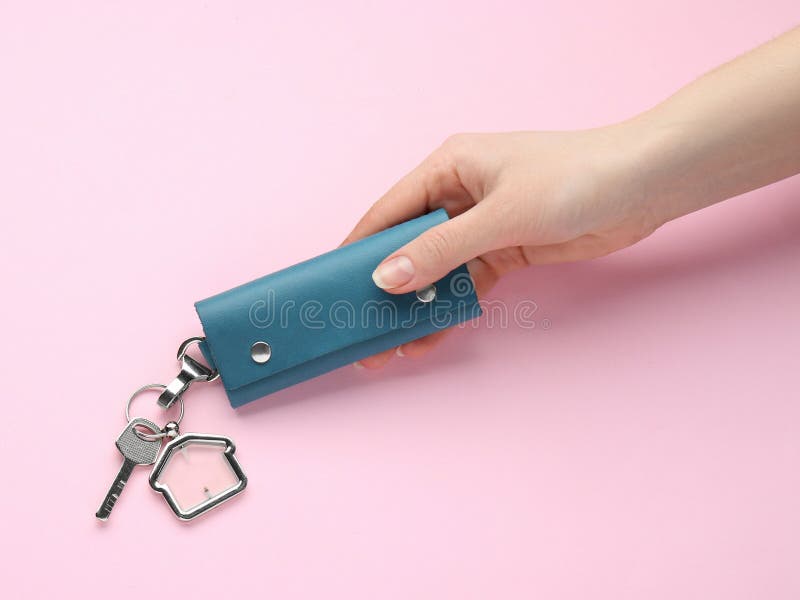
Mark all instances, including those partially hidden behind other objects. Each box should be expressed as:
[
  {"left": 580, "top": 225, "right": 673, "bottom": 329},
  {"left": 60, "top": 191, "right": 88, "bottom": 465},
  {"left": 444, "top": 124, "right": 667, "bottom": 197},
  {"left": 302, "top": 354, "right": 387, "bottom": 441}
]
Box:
[
  {"left": 441, "top": 133, "right": 468, "bottom": 153},
  {"left": 418, "top": 227, "right": 454, "bottom": 264},
  {"left": 437, "top": 133, "right": 481, "bottom": 171}
]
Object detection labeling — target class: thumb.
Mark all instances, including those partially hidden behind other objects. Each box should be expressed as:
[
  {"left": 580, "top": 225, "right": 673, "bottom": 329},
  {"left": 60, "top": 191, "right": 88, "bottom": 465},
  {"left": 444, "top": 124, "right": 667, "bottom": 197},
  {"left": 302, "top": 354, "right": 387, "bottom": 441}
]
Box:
[{"left": 371, "top": 203, "right": 502, "bottom": 294}]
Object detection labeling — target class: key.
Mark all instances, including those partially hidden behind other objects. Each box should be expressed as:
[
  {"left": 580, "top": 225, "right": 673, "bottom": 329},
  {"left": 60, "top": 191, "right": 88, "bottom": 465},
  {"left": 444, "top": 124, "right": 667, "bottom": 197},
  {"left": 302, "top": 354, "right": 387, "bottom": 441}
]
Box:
[{"left": 96, "top": 418, "right": 163, "bottom": 521}]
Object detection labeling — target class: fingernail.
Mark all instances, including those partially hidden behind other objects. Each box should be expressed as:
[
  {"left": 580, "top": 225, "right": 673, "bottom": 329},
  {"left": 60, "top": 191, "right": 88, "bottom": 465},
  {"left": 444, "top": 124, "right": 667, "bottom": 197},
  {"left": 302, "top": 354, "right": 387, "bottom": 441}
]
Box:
[
  {"left": 372, "top": 256, "right": 414, "bottom": 289},
  {"left": 353, "top": 361, "right": 365, "bottom": 369},
  {"left": 396, "top": 346, "right": 405, "bottom": 357}
]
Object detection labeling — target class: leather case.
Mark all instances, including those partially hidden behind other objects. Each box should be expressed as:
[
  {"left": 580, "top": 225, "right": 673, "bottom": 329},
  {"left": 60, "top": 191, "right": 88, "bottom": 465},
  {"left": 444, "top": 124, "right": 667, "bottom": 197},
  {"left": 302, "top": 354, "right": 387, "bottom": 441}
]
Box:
[{"left": 195, "top": 209, "right": 482, "bottom": 407}]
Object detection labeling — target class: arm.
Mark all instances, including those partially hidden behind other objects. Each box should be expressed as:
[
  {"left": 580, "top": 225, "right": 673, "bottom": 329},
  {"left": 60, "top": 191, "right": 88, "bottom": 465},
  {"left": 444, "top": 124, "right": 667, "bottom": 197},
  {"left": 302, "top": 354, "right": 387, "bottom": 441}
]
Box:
[
  {"left": 345, "top": 26, "right": 800, "bottom": 366},
  {"left": 629, "top": 25, "right": 800, "bottom": 224}
]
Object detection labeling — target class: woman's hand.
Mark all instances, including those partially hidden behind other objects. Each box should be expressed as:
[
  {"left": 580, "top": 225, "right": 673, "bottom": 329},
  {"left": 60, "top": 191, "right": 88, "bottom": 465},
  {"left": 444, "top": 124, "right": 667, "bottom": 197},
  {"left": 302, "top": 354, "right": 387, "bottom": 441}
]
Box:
[
  {"left": 345, "top": 26, "right": 800, "bottom": 368},
  {"left": 343, "top": 124, "right": 659, "bottom": 365}
]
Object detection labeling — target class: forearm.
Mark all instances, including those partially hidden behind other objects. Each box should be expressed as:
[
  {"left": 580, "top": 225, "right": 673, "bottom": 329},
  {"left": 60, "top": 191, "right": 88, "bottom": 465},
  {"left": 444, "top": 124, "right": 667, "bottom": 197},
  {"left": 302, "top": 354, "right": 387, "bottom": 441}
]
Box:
[{"left": 623, "top": 26, "right": 800, "bottom": 225}]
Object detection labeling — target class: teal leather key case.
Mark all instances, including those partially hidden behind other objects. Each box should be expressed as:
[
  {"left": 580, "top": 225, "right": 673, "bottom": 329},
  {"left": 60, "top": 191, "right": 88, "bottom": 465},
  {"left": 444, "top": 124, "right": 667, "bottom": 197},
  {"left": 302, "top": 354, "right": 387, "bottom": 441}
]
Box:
[{"left": 195, "top": 209, "right": 482, "bottom": 408}]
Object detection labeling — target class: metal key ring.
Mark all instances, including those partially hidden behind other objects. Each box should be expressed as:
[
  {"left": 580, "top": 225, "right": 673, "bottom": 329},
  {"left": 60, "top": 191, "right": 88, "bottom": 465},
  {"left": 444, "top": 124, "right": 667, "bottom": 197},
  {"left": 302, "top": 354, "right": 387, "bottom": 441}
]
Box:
[
  {"left": 125, "top": 384, "right": 184, "bottom": 440},
  {"left": 134, "top": 423, "right": 177, "bottom": 442}
]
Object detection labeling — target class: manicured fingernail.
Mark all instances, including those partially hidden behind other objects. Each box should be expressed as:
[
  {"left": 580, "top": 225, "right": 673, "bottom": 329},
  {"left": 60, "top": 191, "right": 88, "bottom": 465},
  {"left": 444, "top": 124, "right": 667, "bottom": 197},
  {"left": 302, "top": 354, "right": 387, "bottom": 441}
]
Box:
[
  {"left": 353, "top": 361, "right": 365, "bottom": 369},
  {"left": 396, "top": 346, "right": 405, "bottom": 357},
  {"left": 372, "top": 256, "right": 414, "bottom": 289}
]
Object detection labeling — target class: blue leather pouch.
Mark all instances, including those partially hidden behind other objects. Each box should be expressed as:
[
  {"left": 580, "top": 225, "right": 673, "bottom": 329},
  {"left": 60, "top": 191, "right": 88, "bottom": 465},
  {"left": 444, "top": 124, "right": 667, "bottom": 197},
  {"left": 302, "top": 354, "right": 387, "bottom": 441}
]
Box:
[{"left": 195, "top": 209, "right": 482, "bottom": 408}]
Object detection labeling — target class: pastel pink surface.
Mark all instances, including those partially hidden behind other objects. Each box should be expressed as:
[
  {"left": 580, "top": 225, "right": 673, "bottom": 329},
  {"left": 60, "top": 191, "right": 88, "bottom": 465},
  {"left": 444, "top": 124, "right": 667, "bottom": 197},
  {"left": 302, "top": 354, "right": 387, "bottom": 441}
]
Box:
[{"left": 1, "top": 2, "right": 799, "bottom": 599}]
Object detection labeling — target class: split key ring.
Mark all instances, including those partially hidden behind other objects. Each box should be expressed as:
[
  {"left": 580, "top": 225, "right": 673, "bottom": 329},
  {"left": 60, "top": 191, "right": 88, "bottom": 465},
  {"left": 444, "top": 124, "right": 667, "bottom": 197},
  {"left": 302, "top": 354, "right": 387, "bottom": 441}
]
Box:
[{"left": 125, "top": 383, "right": 184, "bottom": 441}]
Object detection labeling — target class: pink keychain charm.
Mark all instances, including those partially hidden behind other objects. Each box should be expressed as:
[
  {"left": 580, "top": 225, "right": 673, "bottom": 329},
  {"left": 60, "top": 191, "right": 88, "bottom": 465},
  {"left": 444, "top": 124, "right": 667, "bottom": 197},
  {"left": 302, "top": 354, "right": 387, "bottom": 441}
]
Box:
[{"left": 149, "top": 430, "right": 247, "bottom": 521}]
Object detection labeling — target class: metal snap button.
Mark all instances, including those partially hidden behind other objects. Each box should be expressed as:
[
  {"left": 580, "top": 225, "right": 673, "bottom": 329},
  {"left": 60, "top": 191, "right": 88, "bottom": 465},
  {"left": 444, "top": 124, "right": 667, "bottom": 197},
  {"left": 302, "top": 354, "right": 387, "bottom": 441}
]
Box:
[
  {"left": 415, "top": 284, "right": 437, "bottom": 303},
  {"left": 250, "top": 341, "right": 272, "bottom": 364}
]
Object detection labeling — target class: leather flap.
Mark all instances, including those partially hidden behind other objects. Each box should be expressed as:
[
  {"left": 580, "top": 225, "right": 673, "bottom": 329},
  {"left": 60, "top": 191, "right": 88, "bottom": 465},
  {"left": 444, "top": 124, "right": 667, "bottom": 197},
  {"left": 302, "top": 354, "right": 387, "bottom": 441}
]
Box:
[{"left": 195, "top": 209, "right": 479, "bottom": 392}]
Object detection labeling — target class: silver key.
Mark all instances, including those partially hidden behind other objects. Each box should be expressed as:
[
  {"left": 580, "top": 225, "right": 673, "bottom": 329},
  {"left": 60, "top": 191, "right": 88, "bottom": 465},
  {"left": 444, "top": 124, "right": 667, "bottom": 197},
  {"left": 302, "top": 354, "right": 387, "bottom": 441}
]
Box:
[{"left": 96, "top": 418, "right": 163, "bottom": 521}]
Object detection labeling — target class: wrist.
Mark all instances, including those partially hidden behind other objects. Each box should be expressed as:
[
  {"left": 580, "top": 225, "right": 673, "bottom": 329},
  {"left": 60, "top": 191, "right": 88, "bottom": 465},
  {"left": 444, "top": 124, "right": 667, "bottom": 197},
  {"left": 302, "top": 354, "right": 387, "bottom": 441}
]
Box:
[{"left": 616, "top": 111, "right": 718, "bottom": 227}]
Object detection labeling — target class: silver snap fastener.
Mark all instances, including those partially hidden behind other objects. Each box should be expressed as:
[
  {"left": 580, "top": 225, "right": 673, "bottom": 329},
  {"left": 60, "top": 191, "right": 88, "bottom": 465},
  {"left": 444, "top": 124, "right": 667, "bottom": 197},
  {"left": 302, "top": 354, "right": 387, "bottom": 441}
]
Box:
[
  {"left": 415, "top": 284, "right": 437, "bottom": 303},
  {"left": 250, "top": 341, "right": 272, "bottom": 364}
]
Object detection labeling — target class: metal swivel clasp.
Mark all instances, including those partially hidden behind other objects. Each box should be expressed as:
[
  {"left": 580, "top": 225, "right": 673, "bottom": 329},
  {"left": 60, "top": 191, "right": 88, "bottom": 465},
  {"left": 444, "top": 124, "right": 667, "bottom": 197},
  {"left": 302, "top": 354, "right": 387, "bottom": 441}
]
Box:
[{"left": 157, "top": 337, "right": 219, "bottom": 409}]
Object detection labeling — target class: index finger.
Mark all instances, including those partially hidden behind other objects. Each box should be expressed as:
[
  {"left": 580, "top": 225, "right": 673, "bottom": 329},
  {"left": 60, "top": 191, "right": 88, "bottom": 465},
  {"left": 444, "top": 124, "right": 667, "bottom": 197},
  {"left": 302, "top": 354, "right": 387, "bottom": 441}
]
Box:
[{"left": 341, "top": 149, "right": 469, "bottom": 245}]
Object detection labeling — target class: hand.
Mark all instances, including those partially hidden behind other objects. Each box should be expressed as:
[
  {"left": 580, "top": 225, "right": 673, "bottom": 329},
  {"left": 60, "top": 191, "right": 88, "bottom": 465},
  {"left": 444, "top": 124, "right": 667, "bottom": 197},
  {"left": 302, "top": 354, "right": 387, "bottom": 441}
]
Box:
[
  {"left": 343, "top": 124, "right": 660, "bottom": 366},
  {"left": 345, "top": 26, "right": 800, "bottom": 368}
]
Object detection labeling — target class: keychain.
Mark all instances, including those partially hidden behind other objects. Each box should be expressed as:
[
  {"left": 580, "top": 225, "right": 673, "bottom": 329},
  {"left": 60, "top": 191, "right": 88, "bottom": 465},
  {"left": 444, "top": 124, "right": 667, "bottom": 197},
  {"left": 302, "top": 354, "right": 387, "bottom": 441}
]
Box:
[
  {"left": 94, "top": 210, "right": 481, "bottom": 523},
  {"left": 96, "top": 338, "right": 247, "bottom": 522}
]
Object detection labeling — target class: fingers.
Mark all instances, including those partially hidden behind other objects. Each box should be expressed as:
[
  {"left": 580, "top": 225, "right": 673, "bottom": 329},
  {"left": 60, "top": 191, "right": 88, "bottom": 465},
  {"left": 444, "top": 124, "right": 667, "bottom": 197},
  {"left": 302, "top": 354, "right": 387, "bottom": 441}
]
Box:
[
  {"left": 371, "top": 200, "right": 505, "bottom": 294},
  {"left": 354, "top": 347, "right": 396, "bottom": 370},
  {"left": 357, "top": 258, "right": 498, "bottom": 364},
  {"left": 465, "top": 255, "right": 503, "bottom": 298},
  {"left": 341, "top": 150, "right": 469, "bottom": 246},
  {"left": 396, "top": 330, "right": 449, "bottom": 358}
]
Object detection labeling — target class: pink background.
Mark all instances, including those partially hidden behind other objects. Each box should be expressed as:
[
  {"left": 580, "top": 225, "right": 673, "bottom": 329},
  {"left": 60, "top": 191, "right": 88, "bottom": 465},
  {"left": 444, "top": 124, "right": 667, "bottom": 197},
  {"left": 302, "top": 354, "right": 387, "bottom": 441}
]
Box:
[{"left": 2, "top": 2, "right": 799, "bottom": 598}]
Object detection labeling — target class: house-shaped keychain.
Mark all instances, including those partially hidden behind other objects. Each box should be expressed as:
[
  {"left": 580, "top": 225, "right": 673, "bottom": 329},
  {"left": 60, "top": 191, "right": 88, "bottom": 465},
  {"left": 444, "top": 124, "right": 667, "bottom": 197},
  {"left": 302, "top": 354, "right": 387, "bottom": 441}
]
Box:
[{"left": 149, "top": 432, "right": 247, "bottom": 520}]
